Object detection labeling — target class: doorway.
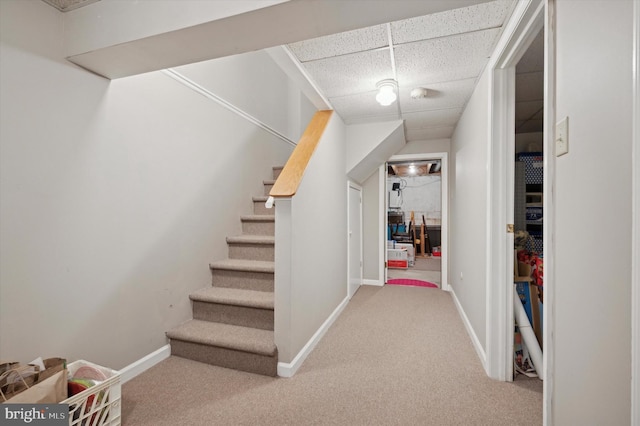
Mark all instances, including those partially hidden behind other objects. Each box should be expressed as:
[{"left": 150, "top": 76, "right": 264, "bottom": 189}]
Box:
[
  {"left": 348, "top": 182, "right": 363, "bottom": 298},
  {"left": 512, "top": 27, "right": 545, "bottom": 382},
  {"left": 384, "top": 152, "right": 449, "bottom": 291}
]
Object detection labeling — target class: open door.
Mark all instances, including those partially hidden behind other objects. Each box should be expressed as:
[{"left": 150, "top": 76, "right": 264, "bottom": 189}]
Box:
[{"left": 348, "top": 182, "right": 362, "bottom": 298}]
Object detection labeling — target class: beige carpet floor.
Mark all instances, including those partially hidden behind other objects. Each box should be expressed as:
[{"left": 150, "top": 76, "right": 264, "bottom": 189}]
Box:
[
  {"left": 388, "top": 257, "right": 442, "bottom": 285},
  {"left": 122, "top": 285, "right": 542, "bottom": 425}
]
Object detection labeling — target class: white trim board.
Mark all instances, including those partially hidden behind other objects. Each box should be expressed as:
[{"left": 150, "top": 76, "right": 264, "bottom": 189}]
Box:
[
  {"left": 162, "top": 69, "right": 296, "bottom": 147},
  {"left": 542, "top": 1, "right": 557, "bottom": 423},
  {"left": 363, "top": 279, "right": 384, "bottom": 286},
  {"left": 631, "top": 0, "right": 640, "bottom": 423},
  {"left": 387, "top": 152, "right": 449, "bottom": 291},
  {"left": 484, "top": 0, "right": 544, "bottom": 384},
  {"left": 277, "top": 295, "right": 349, "bottom": 378},
  {"left": 119, "top": 344, "right": 171, "bottom": 384},
  {"left": 347, "top": 180, "right": 364, "bottom": 299},
  {"left": 450, "top": 287, "right": 487, "bottom": 371},
  {"left": 379, "top": 165, "right": 386, "bottom": 285}
]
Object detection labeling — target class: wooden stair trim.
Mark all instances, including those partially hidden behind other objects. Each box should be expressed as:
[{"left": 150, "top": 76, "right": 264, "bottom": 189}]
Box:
[{"left": 269, "top": 110, "right": 333, "bottom": 198}]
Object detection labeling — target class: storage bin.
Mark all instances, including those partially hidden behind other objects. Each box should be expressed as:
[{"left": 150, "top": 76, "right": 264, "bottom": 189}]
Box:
[{"left": 63, "top": 360, "right": 121, "bottom": 426}]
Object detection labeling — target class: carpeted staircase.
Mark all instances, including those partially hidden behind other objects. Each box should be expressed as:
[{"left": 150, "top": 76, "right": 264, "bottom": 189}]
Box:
[{"left": 166, "top": 167, "right": 282, "bottom": 376}]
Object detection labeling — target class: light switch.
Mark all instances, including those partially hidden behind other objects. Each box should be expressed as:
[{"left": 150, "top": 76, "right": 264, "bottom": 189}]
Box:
[{"left": 556, "top": 116, "right": 569, "bottom": 156}]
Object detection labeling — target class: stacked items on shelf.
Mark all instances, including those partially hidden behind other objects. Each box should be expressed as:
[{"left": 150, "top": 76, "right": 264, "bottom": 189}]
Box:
[
  {"left": 514, "top": 249, "right": 544, "bottom": 378},
  {"left": 517, "top": 152, "right": 544, "bottom": 253}
]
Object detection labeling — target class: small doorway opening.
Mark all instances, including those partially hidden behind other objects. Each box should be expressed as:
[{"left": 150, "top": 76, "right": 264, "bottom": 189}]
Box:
[{"left": 386, "top": 158, "right": 442, "bottom": 288}]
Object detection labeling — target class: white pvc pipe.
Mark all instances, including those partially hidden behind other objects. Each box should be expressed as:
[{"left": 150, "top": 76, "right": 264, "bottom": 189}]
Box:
[
  {"left": 514, "top": 291, "right": 544, "bottom": 379},
  {"left": 265, "top": 196, "right": 275, "bottom": 209}
]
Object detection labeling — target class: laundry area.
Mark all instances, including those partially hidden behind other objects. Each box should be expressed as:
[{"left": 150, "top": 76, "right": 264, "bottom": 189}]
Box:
[{"left": 386, "top": 160, "right": 442, "bottom": 288}]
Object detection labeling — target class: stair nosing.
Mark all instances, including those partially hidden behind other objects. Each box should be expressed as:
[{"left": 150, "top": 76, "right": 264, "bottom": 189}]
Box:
[
  {"left": 167, "top": 320, "right": 276, "bottom": 356},
  {"left": 209, "top": 259, "right": 275, "bottom": 273},
  {"left": 240, "top": 215, "right": 275, "bottom": 222},
  {"left": 190, "top": 287, "right": 274, "bottom": 309},
  {"left": 226, "top": 235, "right": 275, "bottom": 245}
]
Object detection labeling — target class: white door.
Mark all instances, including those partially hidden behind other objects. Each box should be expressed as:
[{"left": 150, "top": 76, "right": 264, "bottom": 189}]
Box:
[{"left": 348, "top": 183, "right": 362, "bottom": 298}]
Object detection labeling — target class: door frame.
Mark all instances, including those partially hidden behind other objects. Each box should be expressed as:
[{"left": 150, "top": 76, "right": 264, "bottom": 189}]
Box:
[
  {"left": 385, "top": 152, "right": 449, "bottom": 291},
  {"left": 632, "top": 0, "right": 640, "bottom": 422},
  {"left": 485, "top": 0, "right": 546, "bottom": 385},
  {"left": 347, "top": 181, "right": 363, "bottom": 299}
]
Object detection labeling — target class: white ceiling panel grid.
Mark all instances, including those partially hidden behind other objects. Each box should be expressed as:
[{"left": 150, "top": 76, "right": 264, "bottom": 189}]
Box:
[
  {"left": 288, "top": 25, "right": 388, "bottom": 62},
  {"left": 390, "top": 0, "right": 513, "bottom": 45},
  {"left": 285, "top": 0, "right": 536, "bottom": 140},
  {"left": 301, "top": 49, "right": 393, "bottom": 98},
  {"left": 393, "top": 28, "right": 502, "bottom": 86},
  {"left": 516, "top": 29, "right": 544, "bottom": 73},
  {"left": 399, "top": 78, "right": 476, "bottom": 113}
]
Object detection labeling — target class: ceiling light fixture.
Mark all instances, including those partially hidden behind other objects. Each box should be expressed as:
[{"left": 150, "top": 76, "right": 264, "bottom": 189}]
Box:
[{"left": 376, "top": 79, "right": 398, "bottom": 106}]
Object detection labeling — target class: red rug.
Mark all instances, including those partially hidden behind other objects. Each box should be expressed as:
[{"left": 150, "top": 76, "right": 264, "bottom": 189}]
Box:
[{"left": 386, "top": 278, "right": 438, "bottom": 288}]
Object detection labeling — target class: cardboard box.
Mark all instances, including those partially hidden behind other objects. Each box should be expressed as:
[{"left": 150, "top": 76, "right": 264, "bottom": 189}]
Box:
[
  {"left": 395, "top": 243, "right": 415, "bottom": 266},
  {"left": 387, "top": 249, "right": 408, "bottom": 269}
]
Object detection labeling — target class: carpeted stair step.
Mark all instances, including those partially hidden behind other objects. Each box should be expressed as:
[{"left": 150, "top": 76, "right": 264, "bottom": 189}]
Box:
[
  {"left": 167, "top": 320, "right": 278, "bottom": 376},
  {"left": 190, "top": 287, "right": 274, "bottom": 330},
  {"left": 263, "top": 180, "right": 276, "bottom": 196},
  {"left": 272, "top": 166, "right": 283, "bottom": 180},
  {"left": 241, "top": 215, "right": 275, "bottom": 236},
  {"left": 252, "top": 196, "right": 274, "bottom": 216},
  {"left": 226, "top": 235, "right": 274, "bottom": 261},
  {"left": 210, "top": 259, "right": 274, "bottom": 292}
]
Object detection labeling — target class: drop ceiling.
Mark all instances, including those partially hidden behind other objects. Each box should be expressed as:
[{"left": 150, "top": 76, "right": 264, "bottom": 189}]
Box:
[
  {"left": 288, "top": 0, "right": 544, "bottom": 142},
  {"left": 43, "top": 0, "right": 543, "bottom": 140}
]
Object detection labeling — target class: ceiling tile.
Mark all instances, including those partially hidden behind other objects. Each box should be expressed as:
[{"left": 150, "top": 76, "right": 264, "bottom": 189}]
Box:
[
  {"left": 394, "top": 28, "right": 501, "bottom": 86},
  {"left": 405, "top": 126, "right": 455, "bottom": 141},
  {"left": 399, "top": 78, "right": 476, "bottom": 113},
  {"left": 391, "top": 0, "right": 514, "bottom": 45},
  {"left": 515, "top": 100, "right": 544, "bottom": 121},
  {"left": 517, "top": 29, "right": 544, "bottom": 74},
  {"left": 516, "top": 72, "right": 544, "bottom": 102},
  {"left": 516, "top": 119, "right": 544, "bottom": 134},
  {"left": 301, "top": 49, "right": 393, "bottom": 98},
  {"left": 288, "top": 25, "right": 388, "bottom": 62},
  {"left": 330, "top": 92, "right": 400, "bottom": 123},
  {"left": 402, "top": 108, "right": 462, "bottom": 129}
]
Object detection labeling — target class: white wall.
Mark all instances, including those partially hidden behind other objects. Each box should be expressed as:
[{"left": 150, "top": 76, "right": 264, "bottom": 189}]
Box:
[
  {"left": 346, "top": 120, "right": 405, "bottom": 184},
  {"left": 396, "top": 139, "right": 450, "bottom": 155},
  {"left": 0, "top": 0, "right": 297, "bottom": 369},
  {"left": 450, "top": 71, "right": 491, "bottom": 354},
  {"left": 64, "top": 0, "right": 288, "bottom": 57},
  {"left": 553, "top": 0, "right": 633, "bottom": 423},
  {"left": 174, "top": 51, "right": 315, "bottom": 143},
  {"left": 274, "top": 113, "right": 347, "bottom": 363},
  {"left": 362, "top": 168, "right": 381, "bottom": 281},
  {"left": 387, "top": 175, "right": 441, "bottom": 225}
]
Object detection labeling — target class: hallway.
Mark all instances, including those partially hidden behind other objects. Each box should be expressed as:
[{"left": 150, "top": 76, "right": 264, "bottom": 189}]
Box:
[{"left": 122, "top": 285, "right": 542, "bottom": 425}]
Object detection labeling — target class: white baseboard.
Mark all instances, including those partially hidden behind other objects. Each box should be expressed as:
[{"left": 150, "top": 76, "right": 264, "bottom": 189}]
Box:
[
  {"left": 119, "top": 344, "right": 171, "bottom": 384},
  {"left": 363, "top": 279, "right": 384, "bottom": 286},
  {"left": 278, "top": 295, "right": 349, "bottom": 377},
  {"left": 450, "top": 287, "right": 488, "bottom": 372}
]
